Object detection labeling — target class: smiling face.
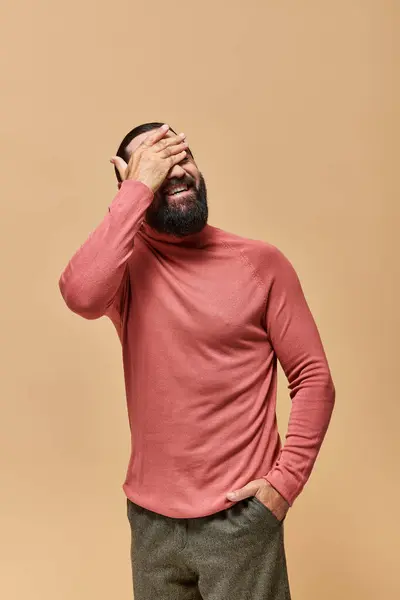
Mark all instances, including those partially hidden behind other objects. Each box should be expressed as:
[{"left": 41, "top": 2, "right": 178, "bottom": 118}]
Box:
[{"left": 126, "top": 129, "right": 208, "bottom": 237}]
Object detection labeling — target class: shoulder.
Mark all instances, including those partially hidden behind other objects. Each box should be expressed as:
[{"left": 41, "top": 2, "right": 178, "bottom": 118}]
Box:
[{"left": 211, "top": 225, "right": 295, "bottom": 275}]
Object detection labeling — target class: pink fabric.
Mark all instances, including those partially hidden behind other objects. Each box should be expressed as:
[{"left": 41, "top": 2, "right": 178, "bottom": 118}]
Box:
[{"left": 59, "top": 180, "right": 335, "bottom": 518}]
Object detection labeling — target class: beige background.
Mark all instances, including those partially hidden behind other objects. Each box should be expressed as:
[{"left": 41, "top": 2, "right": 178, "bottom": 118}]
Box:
[{"left": 1, "top": 1, "right": 398, "bottom": 599}]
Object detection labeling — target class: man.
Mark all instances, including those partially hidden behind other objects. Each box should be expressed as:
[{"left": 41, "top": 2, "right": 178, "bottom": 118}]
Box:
[{"left": 59, "top": 122, "right": 335, "bottom": 600}]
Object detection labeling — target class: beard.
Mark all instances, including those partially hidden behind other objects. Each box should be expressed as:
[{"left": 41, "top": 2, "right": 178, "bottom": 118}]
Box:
[{"left": 145, "top": 173, "right": 208, "bottom": 237}]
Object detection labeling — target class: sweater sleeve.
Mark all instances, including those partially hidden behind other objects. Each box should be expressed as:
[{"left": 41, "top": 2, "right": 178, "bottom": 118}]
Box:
[
  {"left": 59, "top": 180, "right": 154, "bottom": 323},
  {"left": 262, "top": 247, "right": 335, "bottom": 506}
]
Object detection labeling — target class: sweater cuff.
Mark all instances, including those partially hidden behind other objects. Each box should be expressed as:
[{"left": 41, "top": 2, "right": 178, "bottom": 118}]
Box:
[
  {"left": 120, "top": 179, "right": 154, "bottom": 197},
  {"left": 109, "top": 179, "right": 154, "bottom": 215},
  {"left": 262, "top": 469, "right": 305, "bottom": 507}
]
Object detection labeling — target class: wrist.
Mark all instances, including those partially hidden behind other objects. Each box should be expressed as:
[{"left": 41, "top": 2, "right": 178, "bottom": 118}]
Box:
[
  {"left": 129, "top": 177, "right": 157, "bottom": 194},
  {"left": 122, "top": 178, "right": 155, "bottom": 197}
]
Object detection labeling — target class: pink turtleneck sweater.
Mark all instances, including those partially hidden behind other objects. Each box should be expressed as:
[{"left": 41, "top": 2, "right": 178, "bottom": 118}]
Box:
[{"left": 59, "top": 180, "right": 335, "bottom": 518}]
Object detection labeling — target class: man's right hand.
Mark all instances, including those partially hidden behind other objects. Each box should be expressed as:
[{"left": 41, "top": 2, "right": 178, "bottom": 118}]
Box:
[{"left": 110, "top": 124, "right": 188, "bottom": 193}]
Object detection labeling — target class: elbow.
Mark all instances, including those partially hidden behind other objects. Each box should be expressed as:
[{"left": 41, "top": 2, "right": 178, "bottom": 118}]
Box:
[
  {"left": 321, "top": 372, "right": 336, "bottom": 414},
  {"left": 317, "top": 368, "right": 335, "bottom": 405},
  {"left": 327, "top": 372, "right": 336, "bottom": 404},
  {"left": 58, "top": 275, "right": 104, "bottom": 320}
]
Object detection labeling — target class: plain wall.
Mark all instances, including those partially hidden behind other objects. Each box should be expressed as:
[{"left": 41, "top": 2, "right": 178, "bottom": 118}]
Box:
[{"left": 1, "top": 1, "right": 398, "bottom": 599}]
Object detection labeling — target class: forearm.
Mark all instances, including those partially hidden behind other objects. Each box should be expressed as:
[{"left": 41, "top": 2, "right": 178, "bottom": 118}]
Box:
[
  {"left": 59, "top": 180, "right": 153, "bottom": 319},
  {"left": 264, "top": 368, "right": 335, "bottom": 506}
]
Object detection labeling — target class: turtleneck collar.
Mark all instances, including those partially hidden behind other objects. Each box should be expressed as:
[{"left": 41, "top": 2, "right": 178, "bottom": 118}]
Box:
[{"left": 140, "top": 222, "right": 212, "bottom": 248}]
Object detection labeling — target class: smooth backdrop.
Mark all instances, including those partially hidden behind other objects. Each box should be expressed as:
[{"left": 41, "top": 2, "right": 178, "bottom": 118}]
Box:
[{"left": 1, "top": 1, "right": 398, "bottom": 599}]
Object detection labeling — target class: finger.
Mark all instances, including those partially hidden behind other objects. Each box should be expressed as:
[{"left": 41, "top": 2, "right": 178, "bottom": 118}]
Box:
[
  {"left": 161, "top": 141, "right": 188, "bottom": 159},
  {"left": 226, "top": 483, "right": 259, "bottom": 501},
  {"left": 154, "top": 133, "right": 186, "bottom": 154},
  {"left": 110, "top": 156, "right": 128, "bottom": 180},
  {"left": 142, "top": 123, "right": 170, "bottom": 148},
  {"left": 168, "top": 150, "right": 188, "bottom": 167}
]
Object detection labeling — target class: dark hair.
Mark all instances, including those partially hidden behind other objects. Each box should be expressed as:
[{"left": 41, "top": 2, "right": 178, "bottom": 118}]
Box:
[{"left": 114, "top": 121, "right": 193, "bottom": 183}]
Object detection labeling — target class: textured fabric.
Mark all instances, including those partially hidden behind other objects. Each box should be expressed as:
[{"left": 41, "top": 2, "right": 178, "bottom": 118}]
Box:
[
  {"left": 59, "top": 179, "right": 335, "bottom": 517},
  {"left": 127, "top": 496, "right": 291, "bottom": 600}
]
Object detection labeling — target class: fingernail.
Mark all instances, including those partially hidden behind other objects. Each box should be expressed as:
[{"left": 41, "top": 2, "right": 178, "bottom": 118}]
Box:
[
  {"left": 179, "top": 132, "right": 186, "bottom": 138},
  {"left": 227, "top": 492, "right": 236, "bottom": 500},
  {"left": 162, "top": 124, "right": 169, "bottom": 130}
]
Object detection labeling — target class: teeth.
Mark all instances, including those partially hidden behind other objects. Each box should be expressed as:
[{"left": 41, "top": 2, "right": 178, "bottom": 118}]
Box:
[{"left": 168, "top": 186, "right": 188, "bottom": 195}]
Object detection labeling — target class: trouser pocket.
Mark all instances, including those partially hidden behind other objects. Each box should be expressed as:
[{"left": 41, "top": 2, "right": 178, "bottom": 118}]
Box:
[{"left": 250, "top": 496, "right": 286, "bottom": 527}]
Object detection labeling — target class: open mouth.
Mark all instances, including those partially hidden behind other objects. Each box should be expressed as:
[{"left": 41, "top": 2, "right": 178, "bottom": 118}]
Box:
[{"left": 165, "top": 185, "right": 192, "bottom": 199}]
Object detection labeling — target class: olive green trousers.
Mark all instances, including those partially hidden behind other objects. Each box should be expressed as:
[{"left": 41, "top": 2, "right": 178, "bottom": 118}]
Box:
[{"left": 127, "top": 496, "right": 291, "bottom": 599}]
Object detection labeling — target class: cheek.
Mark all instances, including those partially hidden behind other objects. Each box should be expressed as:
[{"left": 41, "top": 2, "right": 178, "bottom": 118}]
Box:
[
  {"left": 157, "top": 191, "right": 165, "bottom": 203},
  {"left": 150, "top": 191, "right": 162, "bottom": 208},
  {"left": 186, "top": 165, "right": 200, "bottom": 185}
]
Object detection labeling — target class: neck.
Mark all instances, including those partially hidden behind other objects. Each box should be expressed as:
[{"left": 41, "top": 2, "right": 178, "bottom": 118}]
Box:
[{"left": 141, "top": 221, "right": 211, "bottom": 247}]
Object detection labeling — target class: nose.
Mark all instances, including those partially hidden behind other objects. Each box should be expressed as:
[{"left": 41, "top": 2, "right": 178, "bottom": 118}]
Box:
[{"left": 167, "top": 164, "right": 186, "bottom": 179}]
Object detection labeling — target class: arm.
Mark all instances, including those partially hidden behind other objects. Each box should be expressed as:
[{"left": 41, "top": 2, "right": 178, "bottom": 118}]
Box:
[
  {"left": 59, "top": 125, "right": 188, "bottom": 323},
  {"left": 59, "top": 180, "right": 153, "bottom": 320},
  {"left": 262, "top": 247, "right": 336, "bottom": 506}
]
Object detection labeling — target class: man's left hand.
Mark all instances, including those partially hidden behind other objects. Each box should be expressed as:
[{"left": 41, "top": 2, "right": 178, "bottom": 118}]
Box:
[{"left": 226, "top": 478, "right": 290, "bottom": 522}]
